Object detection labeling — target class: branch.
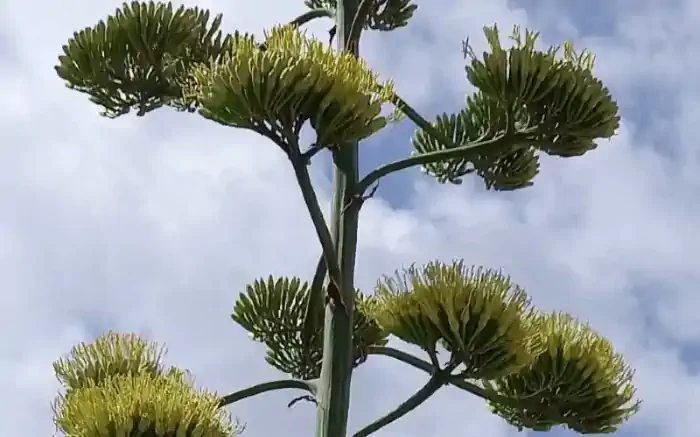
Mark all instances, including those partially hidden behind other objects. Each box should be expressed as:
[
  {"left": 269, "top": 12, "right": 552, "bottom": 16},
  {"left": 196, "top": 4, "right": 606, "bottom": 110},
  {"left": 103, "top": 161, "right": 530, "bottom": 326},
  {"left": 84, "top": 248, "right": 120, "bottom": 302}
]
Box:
[
  {"left": 367, "top": 346, "right": 563, "bottom": 414},
  {"left": 219, "top": 379, "right": 317, "bottom": 407},
  {"left": 301, "top": 254, "right": 327, "bottom": 348},
  {"left": 301, "top": 142, "right": 324, "bottom": 163},
  {"left": 288, "top": 145, "right": 342, "bottom": 288},
  {"left": 347, "top": 0, "right": 373, "bottom": 50},
  {"left": 290, "top": 8, "right": 335, "bottom": 28},
  {"left": 389, "top": 93, "right": 468, "bottom": 150},
  {"left": 367, "top": 346, "right": 436, "bottom": 373},
  {"left": 352, "top": 372, "right": 448, "bottom": 437},
  {"left": 366, "top": 346, "right": 500, "bottom": 403},
  {"left": 355, "top": 93, "right": 529, "bottom": 194}
]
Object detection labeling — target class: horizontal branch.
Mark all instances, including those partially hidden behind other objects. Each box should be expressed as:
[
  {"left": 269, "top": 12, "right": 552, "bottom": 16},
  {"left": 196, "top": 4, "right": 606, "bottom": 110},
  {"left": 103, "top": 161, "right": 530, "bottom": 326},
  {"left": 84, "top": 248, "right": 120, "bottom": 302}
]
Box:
[
  {"left": 367, "top": 346, "right": 573, "bottom": 416},
  {"left": 289, "top": 8, "right": 335, "bottom": 28},
  {"left": 366, "top": 346, "right": 436, "bottom": 374},
  {"left": 356, "top": 92, "right": 532, "bottom": 195},
  {"left": 366, "top": 346, "right": 517, "bottom": 407},
  {"left": 219, "top": 378, "right": 317, "bottom": 408},
  {"left": 357, "top": 133, "right": 522, "bottom": 195}
]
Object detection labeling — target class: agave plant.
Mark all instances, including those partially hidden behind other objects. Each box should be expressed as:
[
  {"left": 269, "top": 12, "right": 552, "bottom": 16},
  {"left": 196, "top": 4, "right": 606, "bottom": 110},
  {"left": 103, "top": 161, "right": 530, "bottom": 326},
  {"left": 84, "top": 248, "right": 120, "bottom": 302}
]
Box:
[{"left": 51, "top": 1, "right": 638, "bottom": 437}]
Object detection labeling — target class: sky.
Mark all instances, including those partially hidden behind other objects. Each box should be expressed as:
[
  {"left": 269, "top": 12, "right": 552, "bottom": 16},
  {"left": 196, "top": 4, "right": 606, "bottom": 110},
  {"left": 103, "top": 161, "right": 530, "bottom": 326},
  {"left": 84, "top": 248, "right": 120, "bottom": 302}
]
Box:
[{"left": 1, "top": 0, "right": 699, "bottom": 436}]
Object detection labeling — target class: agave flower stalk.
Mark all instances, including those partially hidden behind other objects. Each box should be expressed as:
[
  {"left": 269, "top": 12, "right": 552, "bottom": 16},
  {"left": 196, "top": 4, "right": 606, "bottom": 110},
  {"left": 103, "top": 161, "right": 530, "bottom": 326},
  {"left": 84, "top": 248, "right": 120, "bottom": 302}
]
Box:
[
  {"left": 51, "top": 2, "right": 639, "bottom": 437},
  {"left": 313, "top": 1, "right": 362, "bottom": 436}
]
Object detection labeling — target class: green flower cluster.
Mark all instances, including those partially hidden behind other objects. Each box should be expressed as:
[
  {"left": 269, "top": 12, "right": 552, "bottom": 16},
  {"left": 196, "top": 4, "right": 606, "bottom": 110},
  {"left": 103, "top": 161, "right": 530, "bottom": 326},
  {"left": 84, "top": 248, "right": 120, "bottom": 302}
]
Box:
[{"left": 52, "top": 332, "right": 238, "bottom": 437}]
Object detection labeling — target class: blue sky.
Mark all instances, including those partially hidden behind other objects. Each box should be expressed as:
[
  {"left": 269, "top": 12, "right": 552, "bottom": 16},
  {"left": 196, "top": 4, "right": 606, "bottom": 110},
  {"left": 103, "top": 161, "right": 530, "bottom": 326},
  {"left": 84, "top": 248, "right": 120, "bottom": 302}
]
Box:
[{"left": 1, "top": 0, "right": 698, "bottom": 436}]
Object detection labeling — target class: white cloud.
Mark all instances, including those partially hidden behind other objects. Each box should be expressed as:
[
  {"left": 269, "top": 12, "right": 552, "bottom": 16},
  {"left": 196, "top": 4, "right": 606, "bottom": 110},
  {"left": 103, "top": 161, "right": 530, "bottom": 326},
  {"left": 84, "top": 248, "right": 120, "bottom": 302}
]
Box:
[{"left": 1, "top": 0, "right": 699, "bottom": 436}]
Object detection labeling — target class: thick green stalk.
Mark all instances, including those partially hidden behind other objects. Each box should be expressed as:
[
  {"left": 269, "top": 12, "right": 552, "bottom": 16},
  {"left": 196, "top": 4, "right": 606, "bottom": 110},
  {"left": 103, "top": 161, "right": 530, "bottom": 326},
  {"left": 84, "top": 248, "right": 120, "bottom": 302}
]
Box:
[{"left": 314, "top": 1, "right": 362, "bottom": 437}]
